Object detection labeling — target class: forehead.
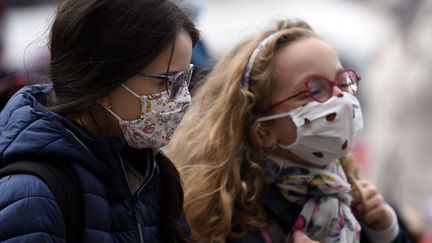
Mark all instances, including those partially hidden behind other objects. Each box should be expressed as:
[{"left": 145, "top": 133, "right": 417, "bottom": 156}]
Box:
[
  {"left": 274, "top": 37, "right": 341, "bottom": 80},
  {"left": 271, "top": 37, "right": 342, "bottom": 98},
  {"left": 141, "top": 29, "right": 193, "bottom": 74}
]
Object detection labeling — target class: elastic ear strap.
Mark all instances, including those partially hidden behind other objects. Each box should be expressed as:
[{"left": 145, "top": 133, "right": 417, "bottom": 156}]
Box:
[
  {"left": 121, "top": 84, "right": 140, "bottom": 98},
  {"left": 104, "top": 106, "right": 122, "bottom": 121},
  {"left": 256, "top": 111, "right": 292, "bottom": 122},
  {"left": 243, "top": 33, "right": 278, "bottom": 89}
]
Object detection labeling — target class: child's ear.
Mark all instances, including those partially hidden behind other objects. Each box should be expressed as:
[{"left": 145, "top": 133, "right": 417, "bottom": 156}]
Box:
[{"left": 250, "top": 121, "right": 277, "bottom": 149}]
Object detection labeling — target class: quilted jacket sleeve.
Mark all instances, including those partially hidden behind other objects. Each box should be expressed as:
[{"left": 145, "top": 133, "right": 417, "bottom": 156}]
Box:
[{"left": 0, "top": 174, "right": 66, "bottom": 243}]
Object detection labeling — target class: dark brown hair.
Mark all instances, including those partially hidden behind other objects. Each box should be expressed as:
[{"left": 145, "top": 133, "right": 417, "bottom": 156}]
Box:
[
  {"left": 49, "top": 0, "right": 199, "bottom": 116},
  {"left": 48, "top": 0, "right": 199, "bottom": 242}
]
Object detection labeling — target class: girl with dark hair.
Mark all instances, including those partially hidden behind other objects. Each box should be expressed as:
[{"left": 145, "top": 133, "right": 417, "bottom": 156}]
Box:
[{"left": 0, "top": 0, "right": 198, "bottom": 242}]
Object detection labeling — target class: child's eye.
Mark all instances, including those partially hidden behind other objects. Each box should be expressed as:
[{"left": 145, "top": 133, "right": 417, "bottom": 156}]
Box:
[
  {"left": 338, "top": 77, "right": 353, "bottom": 89},
  {"left": 149, "top": 79, "right": 167, "bottom": 94},
  {"left": 310, "top": 89, "right": 322, "bottom": 96}
]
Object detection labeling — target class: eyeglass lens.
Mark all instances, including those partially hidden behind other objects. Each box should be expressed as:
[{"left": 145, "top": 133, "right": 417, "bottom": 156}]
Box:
[
  {"left": 171, "top": 72, "right": 185, "bottom": 98},
  {"left": 169, "top": 65, "right": 193, "bottom": 98},
  {"left": 307, "top": 71, "right": 358, "bottom": 102},
  {"left": 336, "top": 71, "right": 358, "bottom": 93},
  {"left": 307, "top": 78, "right": 332, "bottom": 102}
]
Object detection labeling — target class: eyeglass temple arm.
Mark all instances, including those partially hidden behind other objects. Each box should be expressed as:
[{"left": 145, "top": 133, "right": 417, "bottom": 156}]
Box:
[
  {"left": 269, "top": 90, "right": 306, "bottom": 109},
  {"left": 139, "top": 73, "right": 169, "bottom": 80}
]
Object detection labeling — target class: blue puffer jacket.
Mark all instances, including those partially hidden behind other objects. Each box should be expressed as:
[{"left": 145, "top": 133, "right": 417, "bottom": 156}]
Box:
[{"left": 0, "top": 84, "right": 179, "bottom": 242}]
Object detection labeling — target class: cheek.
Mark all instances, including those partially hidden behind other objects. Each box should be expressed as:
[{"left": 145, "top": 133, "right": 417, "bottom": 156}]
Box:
[
  {"left": 272, "top": 117, "right": 297, "bottom": 145},
  {"left": 110, "top": 87, "right": 142, "bottom": 121}
]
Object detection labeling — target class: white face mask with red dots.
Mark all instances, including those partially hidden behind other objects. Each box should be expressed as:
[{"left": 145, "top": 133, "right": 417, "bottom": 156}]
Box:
[{"left": 259, "top": 93, "right": 363, "bottom": 167}]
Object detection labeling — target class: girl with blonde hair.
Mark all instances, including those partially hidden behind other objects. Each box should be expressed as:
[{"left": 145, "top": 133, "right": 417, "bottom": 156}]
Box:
[{"left": 167, "top": 19, "right": 408, "bottom": 243}]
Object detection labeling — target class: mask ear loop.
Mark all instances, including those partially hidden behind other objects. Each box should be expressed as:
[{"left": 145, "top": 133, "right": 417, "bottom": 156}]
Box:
[
  {"left": 104, "top": 84, "right": 141, "bottom": 121},
  {"left": 256, "top": 110, "right": 293, "bottom": 122},
  {"left": 120, "top": 84, "right": 152, "bottom": 116},
  {"left": 104, "top": 104, "right": 123, "bottom": 121},
  {"left": 121, "top": 84, "right": 141, "bottom": 98}
]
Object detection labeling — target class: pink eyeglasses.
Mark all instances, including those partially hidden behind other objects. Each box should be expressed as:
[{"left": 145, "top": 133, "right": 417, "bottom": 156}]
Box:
[{"left": 270, "top": 69, "right": 361, "bottom": 109}]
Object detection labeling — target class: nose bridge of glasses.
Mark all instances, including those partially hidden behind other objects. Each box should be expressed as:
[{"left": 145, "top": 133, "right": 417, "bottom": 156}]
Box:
[{"left": 332, "top": 83, "right": 344, "bottom": 96}]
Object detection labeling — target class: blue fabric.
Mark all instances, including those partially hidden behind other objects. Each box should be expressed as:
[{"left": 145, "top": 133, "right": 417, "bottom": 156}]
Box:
[
  {"left": 191, "top": 40, "right": 211, "bottom": 70},
  {"left": 0, "top": 84, "right": 168, "bottom": 242}
]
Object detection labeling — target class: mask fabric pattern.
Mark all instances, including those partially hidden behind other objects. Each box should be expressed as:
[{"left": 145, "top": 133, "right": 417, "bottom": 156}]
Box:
[{"left": 106, "top": 83, "right": 191, "bottom": 148}]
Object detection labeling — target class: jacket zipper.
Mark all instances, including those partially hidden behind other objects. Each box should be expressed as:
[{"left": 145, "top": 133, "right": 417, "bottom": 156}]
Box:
[
  {"left": 119, "top": 154, "right": 156, "bottom": 243},
  {"left": 66, "top": 128, "right": 154, "bottom": 243}
]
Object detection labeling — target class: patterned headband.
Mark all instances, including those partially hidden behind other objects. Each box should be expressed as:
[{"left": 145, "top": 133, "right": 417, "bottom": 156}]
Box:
[{"left": 242, "top": 32, "right": 278, "bottom": 88}]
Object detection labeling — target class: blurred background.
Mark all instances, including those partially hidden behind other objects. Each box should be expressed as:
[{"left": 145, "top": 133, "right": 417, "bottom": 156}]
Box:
[{"left": 1, "top": 0, "right": 431, "bottom": 242}]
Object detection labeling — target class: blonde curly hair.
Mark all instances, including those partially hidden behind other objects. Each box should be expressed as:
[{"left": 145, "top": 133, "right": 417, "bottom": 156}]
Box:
[{"left": 165, "top": 19, "right": 319, "bottom": 242}]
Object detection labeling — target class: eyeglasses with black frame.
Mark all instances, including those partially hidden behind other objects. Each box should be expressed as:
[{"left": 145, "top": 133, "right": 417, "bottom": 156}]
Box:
[
  {"left": 270, "top": 69, "right": 361, "bottom": 109},
  {"left": 138, "top": 64, "right": 194, "bottom": 99}
]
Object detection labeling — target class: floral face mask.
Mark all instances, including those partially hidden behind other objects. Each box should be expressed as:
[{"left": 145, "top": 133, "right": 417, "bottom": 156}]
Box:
[{"left": 106, "top": 83, "right": 191, "bottom": 149}]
